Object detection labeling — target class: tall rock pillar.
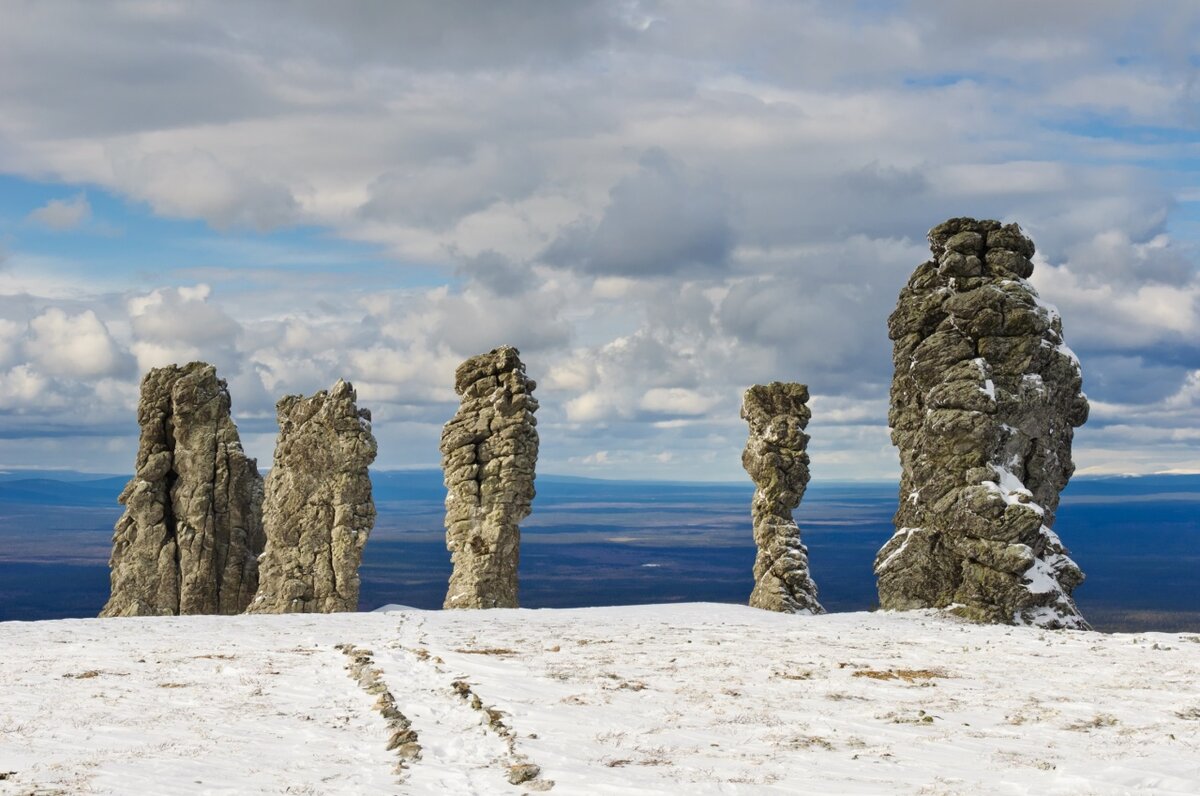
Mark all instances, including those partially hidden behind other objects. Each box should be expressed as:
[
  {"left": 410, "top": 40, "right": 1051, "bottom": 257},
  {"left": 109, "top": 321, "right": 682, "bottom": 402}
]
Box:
[
  {"left": 101, "top": 363, "right": 264, "bottom": 617},
  {"left": 876, "top": 217, "right": 1090, "bottom": 628},
  {"left": 741, "top": 383, "right": 823, "bottom": 614},
  {"left": 248, "top": 380, "right": 377, "bottom": 614},
  {"left": 441, "top": 346, "right": 539, "bottom": 609}
]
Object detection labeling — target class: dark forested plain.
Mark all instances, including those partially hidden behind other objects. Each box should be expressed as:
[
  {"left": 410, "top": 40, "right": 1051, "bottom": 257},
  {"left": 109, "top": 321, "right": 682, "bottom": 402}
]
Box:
[{"left": 1, "top": 469, "right": 1196, "bottom": 632}]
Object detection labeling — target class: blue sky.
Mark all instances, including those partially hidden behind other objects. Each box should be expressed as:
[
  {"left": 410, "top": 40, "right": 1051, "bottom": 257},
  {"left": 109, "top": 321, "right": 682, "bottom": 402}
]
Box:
[{"left": 1, "top": 0, "right": 1198, "bottom": 479}]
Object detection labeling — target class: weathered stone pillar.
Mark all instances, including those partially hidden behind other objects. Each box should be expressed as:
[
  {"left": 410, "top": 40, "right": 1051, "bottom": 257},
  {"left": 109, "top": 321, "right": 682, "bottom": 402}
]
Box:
[
  {"left": 441, "top": 346, "right": 539, "bottom": 609},
  {"left": 741, "top": 383, "right": 823, "bottom": 614},
  {"left": 876, "top": 217, "right": 1089, "bottom": 628},
  {"left": 248, "top": 380, "right": 376, "bottom": 614},
  {"left": 101, "top": 362, "right": 264, "bottom": 617}
]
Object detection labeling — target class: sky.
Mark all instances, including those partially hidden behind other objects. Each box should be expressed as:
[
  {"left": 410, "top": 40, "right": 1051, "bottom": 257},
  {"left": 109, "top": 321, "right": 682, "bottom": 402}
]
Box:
[{"left": 0, "top": 0, "right": 1198, "bottom": 481}]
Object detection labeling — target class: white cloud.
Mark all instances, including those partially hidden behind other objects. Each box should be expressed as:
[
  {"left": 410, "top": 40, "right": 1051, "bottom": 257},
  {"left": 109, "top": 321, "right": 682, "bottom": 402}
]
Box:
[
  {"left": 1032, "top": 263, "right": 1200, "bottom": 350},
  {"left": 110, "top": 148, "right": 298, "bottom": 231},
  {"left": 25, "top": 307, "right": 129, "bottom": 378},
  {"left": 639, "top": 387, "right": 718, "bottom": 416},
  {"left": 0, "top": 364, "right": 52, "bottom": 410},
  {"left": 0, "top": 1, "right": 1198, "bottom": 477},
  {"left": 127, "top": 284, "right": 243, "bottom": 372},
  {"left": 27, "top": 193, "right": 90, "bottom": 230}
]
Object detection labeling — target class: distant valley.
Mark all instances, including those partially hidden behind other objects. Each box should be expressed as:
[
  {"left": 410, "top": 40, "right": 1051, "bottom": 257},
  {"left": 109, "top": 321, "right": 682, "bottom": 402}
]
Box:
[{"left": 1, "top": 470, "right": 1197, "bottom": 632}]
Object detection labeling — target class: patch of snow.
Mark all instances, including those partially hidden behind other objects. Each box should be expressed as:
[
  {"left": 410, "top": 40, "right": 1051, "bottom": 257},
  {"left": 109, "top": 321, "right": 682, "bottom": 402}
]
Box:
[
  {"left": 875, "top": 526, "right": 918, "bottom": 573},
  {"left": 1019, "top": 555, "right": 1061, "bottom": 596},
  {"left": 1041, "top": 337, "right": 1082, "bottom": 368},
  {"left": 2, "top": 606, "right": 1199, "bottom": 794},
  {"left": 982, "top": 466, "right": 1045, "bottom": 517},
  {"left": 1022, "top": 373, "right": 1045, "bottom": 395},
  {"left": 1039, "top": 525, "right": 1064, "bottom": 548}
]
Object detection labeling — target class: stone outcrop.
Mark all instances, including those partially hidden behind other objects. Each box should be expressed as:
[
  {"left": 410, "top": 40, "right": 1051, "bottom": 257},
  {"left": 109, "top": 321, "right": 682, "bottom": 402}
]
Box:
[
  {"left": 441, "top": 346, "right": 539, "bottom": 609},
  {"left": 101, "top": 363, "right": 264, "bottom": 617},
  {"left": 741, "top": 383, "right": 823, "bottom": 614},
  {"left": 248, "top": 380, "right": 377, "bottom": 614},
  {"left": 876, "top": 217, "right": 1090, "bottom": 628}
]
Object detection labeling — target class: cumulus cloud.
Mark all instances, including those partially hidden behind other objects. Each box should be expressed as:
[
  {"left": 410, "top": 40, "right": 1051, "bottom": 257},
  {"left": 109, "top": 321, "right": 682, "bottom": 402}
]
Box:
[
  {"left": 127, "top": 285, "right": 244, "bottom": 372},
  {"left": 1032, "top": 262, "right": 1200, "bottom": 352},
  {"left": 0, "top": 364, "right": 51, "bottom": 411},
  {"left": 27, "top": 193, "right": 90, "bottom": 230},
  {"left": 0, "top": 1, "right": 1198, "bottom": 477},
  {"left": 25, "top": 308, "right": 130, "bottom": 378}
]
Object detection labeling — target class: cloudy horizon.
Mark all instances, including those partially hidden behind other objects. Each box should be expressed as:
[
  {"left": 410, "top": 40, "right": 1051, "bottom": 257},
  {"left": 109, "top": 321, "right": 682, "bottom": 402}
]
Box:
[{"left": 1, "top": 1, "right": 1198, "bottom": 480}]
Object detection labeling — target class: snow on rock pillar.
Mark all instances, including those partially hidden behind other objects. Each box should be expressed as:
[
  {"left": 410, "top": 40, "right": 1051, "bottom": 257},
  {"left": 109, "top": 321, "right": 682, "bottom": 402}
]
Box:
[
  {"left": 101, "top": 362, "right": 264, "bottom": 617},
  {"left": 876, "top": 217, "right": 1090, "bottom": 628},
  {"left": 248, "top": 380, "right": 377, "bottom": 614},
  {"left": 741, "top": 382, "right": 823, "bottom": 614},
  {"left": 441, "top": 346, "right": 539, "bottom": 609}
]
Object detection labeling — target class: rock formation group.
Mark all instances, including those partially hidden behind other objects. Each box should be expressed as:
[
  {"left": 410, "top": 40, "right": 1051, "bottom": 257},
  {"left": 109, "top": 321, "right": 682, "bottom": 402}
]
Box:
[
  {"left": 101, "top": 216, "right": 1089, "bottom": 629},
  {"left": 103, "top": 368, "right": 378, "bottom": 617}
]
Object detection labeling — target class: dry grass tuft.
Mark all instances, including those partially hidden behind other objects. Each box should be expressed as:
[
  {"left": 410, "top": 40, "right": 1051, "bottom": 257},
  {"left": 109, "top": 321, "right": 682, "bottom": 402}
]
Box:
[{"left": 853, "top": 668, "right": 945, "bottom": 683}]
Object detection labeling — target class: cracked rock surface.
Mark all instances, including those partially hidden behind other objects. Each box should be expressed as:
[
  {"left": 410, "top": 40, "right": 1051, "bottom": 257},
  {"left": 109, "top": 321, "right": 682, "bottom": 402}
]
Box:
[
  {"left": 741, "top": 383, "right": 823, "bottom": 614},
  {"left": 441, "top": 346, "right": 539, "bottom": 609},
  {"left": 876, "top": 217, "right": 1089, "bottom": 628},
  {"left": 249, "top": 380, "right": 377, "bottom": 614},
  {"left": 101, "top": 362, "right": 264, "bottom": 617}
]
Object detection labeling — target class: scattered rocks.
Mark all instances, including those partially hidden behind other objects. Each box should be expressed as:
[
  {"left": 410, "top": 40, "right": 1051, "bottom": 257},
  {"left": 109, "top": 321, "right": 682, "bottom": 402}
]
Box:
[
  {"left": 507, "top": 762, "right": 543, "bottom": 785},
  {"left": 441, "top": 346, "right": 539, "bottom": 610},
  {"left": 337, "top": 644, "right": 421, "bottom": 778},
  {"left": 450, "top": 677, "right": 553, "bottom": 790},
  {"left": 740, "top": 383, "right": 823, "bottom": 614},
  {"left": 876, "top": 217, "right": 1089, "bottom": 628},
  {"left": 249, "top": 380, "right": 377, "bottom": 614},
  {"left": 101, "top": 363, "right": 264, "bottom": 617}
]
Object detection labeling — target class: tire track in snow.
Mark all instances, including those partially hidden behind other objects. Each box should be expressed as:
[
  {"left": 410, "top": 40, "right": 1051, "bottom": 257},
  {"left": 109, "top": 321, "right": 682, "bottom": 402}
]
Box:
[
  {"left": 372, "top": 612, "right": 552, "bottom": 793},
  {"left": 337, "top": 643, "right": 421, "bottom": 784}
]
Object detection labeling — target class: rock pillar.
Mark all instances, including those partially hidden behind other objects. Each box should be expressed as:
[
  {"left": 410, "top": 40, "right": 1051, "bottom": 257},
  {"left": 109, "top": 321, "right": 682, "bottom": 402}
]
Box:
[
  {"left": 441, "top": 346, "right": 539, "bottom": 609},
  {"left": 876, "top": 217, "right": 1089, "bottom": 628},
  {"left": 101, "top": 362, "right": 264, "bottom": 617},
  {"left": 741, "top": 382, "right": 823, "bottom": 614},
  {"left": 249, "top": 380, "right": 376, "bottom": 613}
]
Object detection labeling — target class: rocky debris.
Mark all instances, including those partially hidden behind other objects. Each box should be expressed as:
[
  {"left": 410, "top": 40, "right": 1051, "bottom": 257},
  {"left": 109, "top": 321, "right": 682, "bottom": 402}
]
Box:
[
  {"left": 101, "top": 363, "right": 264, "bottom": 617},
  {"left": 451, "top": 677, "right": 553, "bottom": 790},
  {"left": 249, "top": 380, "right": 376, "bottom": 614},
  {"left": 441, "top": 346, "right": 539, "bottom": 610},
  {"left": 337, "top": 644, "right": 421, "bottom": 778},
  {"left": 876, "top": 217, "right": 1090, "bottom": 628},
  {"left": 740, "top": 383, "right": 823, "bottom": 614}
]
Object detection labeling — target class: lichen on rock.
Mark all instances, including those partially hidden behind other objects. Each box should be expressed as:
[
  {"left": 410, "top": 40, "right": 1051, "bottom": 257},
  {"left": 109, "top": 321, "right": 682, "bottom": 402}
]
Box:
[
  {"left": 248, "top": 379, "right": 376, "bottom": 614},
  {"left": 876, "top": 217, "right": 1090, "bottom": 629},
  {"left": 101, "top": 362, "right": 264, "bottom": 617},
  {"left": 441, "top": 346, "right": 539, "bottom": 609},
  {"left": 741, "top": 382, "right": 823, "bottom": 614}
]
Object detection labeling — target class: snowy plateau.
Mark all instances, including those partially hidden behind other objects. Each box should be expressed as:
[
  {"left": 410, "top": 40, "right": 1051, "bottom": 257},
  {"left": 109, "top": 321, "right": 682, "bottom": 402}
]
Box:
[{"left": 1, "top": 604, "right": 1199, "bottom": 795}]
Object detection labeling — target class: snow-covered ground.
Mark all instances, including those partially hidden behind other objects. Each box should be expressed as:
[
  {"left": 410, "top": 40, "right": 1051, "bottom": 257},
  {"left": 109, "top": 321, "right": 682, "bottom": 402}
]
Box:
[{"left": 2, "top": 604, "right": 1198, "bottom": 794}]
